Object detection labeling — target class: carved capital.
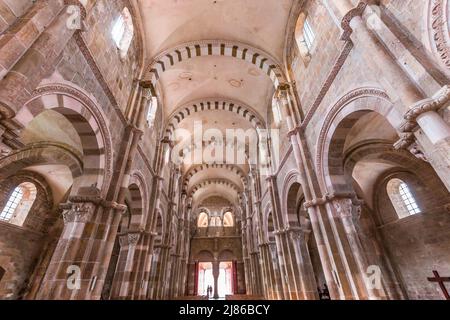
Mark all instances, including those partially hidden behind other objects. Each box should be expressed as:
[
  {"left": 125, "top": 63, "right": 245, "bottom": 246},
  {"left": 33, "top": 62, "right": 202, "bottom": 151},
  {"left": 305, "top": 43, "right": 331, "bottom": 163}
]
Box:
[
  {"left": 60, "top": 201, "right": 96, "bottom": 224},
  {"left": 407, "top": 85, "right": 450, "bottom": 120},
  {"left": 399, "top": 85, "right": 450, "bottom": 133},
  {"left": 332, "top": 198, "right": 362, "bottom": 220}
]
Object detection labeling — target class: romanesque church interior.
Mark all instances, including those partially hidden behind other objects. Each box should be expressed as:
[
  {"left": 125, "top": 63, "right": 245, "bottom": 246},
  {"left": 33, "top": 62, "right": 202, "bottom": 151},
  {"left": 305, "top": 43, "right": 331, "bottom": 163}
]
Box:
[{"left": 0, "top": 0, "right": 449, "bottom": 301}]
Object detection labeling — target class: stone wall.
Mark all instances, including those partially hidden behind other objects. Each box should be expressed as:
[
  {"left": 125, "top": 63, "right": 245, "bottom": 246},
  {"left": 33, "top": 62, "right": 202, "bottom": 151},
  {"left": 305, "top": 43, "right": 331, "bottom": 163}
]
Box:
[
  {"left": 0, "top": 0, "right": 34, "bottom": 33},
  {"left": 82, "top": 0, "right": 141, "bottom": 113},
  {"left": 0, "top": 223, "right": 43, "bottom": 299},
  {"left": 375, "top": 170, "right": 450, "bottom": 299}
]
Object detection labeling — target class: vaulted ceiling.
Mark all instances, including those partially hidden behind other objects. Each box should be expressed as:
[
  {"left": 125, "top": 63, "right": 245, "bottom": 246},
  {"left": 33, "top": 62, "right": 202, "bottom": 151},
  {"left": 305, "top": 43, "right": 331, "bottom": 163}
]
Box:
[{"left": 137, "top": 0, "right": 295, "bottom": 206}]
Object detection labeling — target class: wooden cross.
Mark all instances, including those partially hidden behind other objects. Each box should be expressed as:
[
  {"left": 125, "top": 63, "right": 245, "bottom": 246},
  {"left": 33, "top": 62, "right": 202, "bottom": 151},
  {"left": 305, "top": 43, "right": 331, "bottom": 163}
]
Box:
[{"left": 427, "top": 270, "right": 450, "bottom": 300}]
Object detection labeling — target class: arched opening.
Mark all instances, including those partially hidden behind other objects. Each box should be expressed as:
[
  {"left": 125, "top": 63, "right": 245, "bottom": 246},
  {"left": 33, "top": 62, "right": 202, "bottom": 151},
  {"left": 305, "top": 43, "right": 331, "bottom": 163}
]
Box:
[
  {"left": 286, "top": 181, "right": 322, "bottom": 299},
  {"left": 387, "top": 178, "right": 421, "bottom": 219},
  {"left": 223, "top": 212, "right": 234, "bottom": 227},
  {"left": 198, "top": 212, "right": 209, "bottom": 228},
  {"left": 126, "top": 183, "right": 144, "bottom": 230},
  {"left": 0, "top": 160, "right": 72, "bottom": 299},
  {"left": 105, "top": 182, "right": 144, "bottom": 300},
  {"left": 112, "top": 7, "right": 134, "bottom": 58},
  {"left": 324, "top": 102, "right": 450, "bottom": 299},
  {"left": 267, "top": 212, "right": 275, "bottom": 242},
  {"left": 198, "top": 262, "right": 213, "bottom": 297},
  {"left": 297, "top": 196, "right": 327, "bottom": 298},
  {"left": 194, "top": 250, "right": 215, "bottom": 297},
  {"left": 0, "top": 182, "right": 36, "bottom": 226},
  {"left": 294, "top": 13, "right": 316, "bottom": 64},
  {"left": 16, "top": 89, "right": 112, "bottom": 197},
  {"left": 286, "top": 182, "right": 302, "bottom": 228}
]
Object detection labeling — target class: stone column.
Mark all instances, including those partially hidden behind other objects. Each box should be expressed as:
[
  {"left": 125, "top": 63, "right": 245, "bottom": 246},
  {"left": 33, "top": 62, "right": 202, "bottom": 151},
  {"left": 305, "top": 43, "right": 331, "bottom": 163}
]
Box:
[
  {"left": 110, "top": 232, "right": 141, "bottom": 299},
  {"left": 269, "top": 241, "right": 284, "bottom": 300},
  {"left": 153, "top": 244, "right": 171, "bottom": 300},
  {"left": 328, "top": 197, "right": 387, "bottom": 300},
  {"left": 212, "top": 260, "right": 220, "bottom": 299},
  {"left": 276, "top": 85, "right": 350, "bottom": 300},
  {"left": 287, "top": 228, "right": 319, "bottom": 300},
  {"left": 132, "top": 231, "right": 155, "bottom": 300},
  {"left": 259, "top": 243, "right": 279, "bottom": 299},
  {"left": 241, "top": 217, "right": 252, "bottom": 294},
  {"left": 37, "top": 197, "right": 126, "bottom": 300},
  {"left": 265, "top": 175, "right": 292, "bottom": 299}
]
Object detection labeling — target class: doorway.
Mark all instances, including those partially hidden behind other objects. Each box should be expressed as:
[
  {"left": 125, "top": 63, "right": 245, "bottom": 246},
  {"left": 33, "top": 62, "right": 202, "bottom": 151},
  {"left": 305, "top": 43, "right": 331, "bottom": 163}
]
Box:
[
  {"left": 198, "top": 262, "right": 213, "bottom": 297},
  {"left": 218, "top": 261, "right": 233, "bottom": 298}
]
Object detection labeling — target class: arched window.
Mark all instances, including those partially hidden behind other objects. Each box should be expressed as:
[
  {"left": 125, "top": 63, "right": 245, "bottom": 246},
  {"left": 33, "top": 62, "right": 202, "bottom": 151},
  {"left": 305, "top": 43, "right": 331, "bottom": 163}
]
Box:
[
  {"left": 0, "top": 182, "right": 37, "bottom": 225},
  {"left": 302, "top": 19, "right": 315, "bottom": 51},
  {"left": 295, "top": 14, "right": 316, "bottom": 63},
  {"left": 198, "top": 212, "right": 209, "bottom": 228},
  {"left": 111, "top": 7, "right": 134, "bottom": 58},
  {"left": 147, "top": 97, "right": 158, "bottom": 127},
  {"left": 387, "top": 179, "right": 421, "bottom": 219},
  {"left": 223, "top": 212, "right": 234, "bottom": 227},
  {"left": 164, "top": 147, "right": 171, "bottom": 165}
]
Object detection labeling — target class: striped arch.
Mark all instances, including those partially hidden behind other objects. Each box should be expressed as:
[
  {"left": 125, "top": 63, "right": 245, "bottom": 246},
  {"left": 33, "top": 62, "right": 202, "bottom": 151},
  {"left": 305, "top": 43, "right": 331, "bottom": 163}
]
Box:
[
  {"left": 127, "top": 172, "right": 149, "bottom": 231},
  {"left": 146, "top": 40, "right": 286, "bottom": 92},
  {"left": 183, "top": 164, "right": 248, "bottom": 190},
  {"left": 15, "top": 84, "right": 113, "bottom": 196},
  {"left": 188, "top": 178, "right": 242, "bottom": 198},
  {"left": 0, "top": 142, "right": 83, "bottom": 180},
  {"left": 164, "top": 98, "right": 266, "bottom": 137}
]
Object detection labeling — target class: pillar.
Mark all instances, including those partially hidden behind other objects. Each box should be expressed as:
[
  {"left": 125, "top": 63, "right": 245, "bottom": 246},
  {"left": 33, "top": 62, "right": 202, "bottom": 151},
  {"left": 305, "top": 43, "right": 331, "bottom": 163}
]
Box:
[
  {"left": 212, "top": 260, "right": 220, "bottom": 299},
  {"left": 110, "top": 232, "right": 141, "bottom": 299},
  {"left": 37, "top": 198, "right": 126, "bottom": 300}
]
